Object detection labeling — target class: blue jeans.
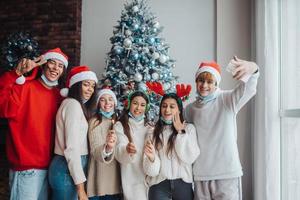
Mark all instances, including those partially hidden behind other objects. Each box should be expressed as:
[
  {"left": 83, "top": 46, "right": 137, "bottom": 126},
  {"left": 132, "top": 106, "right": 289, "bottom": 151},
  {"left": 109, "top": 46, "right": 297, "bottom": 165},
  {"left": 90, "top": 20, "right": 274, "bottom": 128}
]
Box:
[
  {"left": 9, "top": 169, "right": 48, "bottom": 200},
  {"left": 48, "top": 154, "right": 88, "bottom": 200},
  {"left": 89, "top": 194, "right": 122, "bottom": 200},
  {"left": 148, "top": 179, "right": 193, "bottom": 200}
]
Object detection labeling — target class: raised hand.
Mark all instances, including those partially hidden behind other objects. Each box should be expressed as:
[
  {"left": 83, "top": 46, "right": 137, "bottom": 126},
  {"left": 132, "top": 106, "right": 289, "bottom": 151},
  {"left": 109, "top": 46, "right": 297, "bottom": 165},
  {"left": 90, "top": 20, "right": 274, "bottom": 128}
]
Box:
[
  {"left": 230, "top": 56, "right": 258, "bottom": 80},
  {"left": 126, "top": 142, "right": 137, "bottom": 156},
  {"left": 105, "top": 130, "right": 117, "bottom": 152},
  {"left": 144, "top": 140, "right": 155, "bottom": 162},
  {"left": 15, "top": 56, "right": 46, "bottom": 76},
  {"left": 173, "top": 112, "right": 185, "bottom": 133}
]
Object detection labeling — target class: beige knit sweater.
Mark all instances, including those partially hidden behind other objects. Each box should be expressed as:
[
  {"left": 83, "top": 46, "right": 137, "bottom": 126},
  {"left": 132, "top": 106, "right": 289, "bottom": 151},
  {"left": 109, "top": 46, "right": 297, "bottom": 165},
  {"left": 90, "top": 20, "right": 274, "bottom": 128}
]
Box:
[{"left": 86, "top": 117, "right": 121, "bottom": 197}]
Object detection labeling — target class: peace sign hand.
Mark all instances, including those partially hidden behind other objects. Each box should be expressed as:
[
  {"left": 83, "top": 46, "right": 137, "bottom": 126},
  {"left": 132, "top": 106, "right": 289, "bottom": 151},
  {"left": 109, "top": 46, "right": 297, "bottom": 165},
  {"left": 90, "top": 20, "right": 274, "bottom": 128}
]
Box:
[{"left": 15, "top": 56, "right": 46, "bottom": 76}]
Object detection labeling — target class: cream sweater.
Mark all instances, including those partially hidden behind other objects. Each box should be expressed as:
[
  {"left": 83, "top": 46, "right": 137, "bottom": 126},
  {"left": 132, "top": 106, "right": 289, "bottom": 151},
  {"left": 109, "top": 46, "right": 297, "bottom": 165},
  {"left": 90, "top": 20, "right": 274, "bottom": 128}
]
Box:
[
  {"left": 114, "top": 118, "right": 152, "bottom": 200},
  {"left": 143, "top": 123, "right": 200, "bottom": 187},
  {"left": 54, "top": 98, "right": 89, "bottom": 185},
  {"left": 184, "top": 72, "right": 259, "bottom": 181},
  {"left": 86, "top": 117, "right": 121, "bottom": 197}
]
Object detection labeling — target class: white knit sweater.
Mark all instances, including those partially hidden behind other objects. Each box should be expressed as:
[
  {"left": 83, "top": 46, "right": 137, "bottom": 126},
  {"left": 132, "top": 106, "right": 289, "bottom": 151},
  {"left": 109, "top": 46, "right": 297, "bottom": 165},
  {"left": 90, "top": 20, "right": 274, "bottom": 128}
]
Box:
[
  {"left": 54, "top": 98, "right": 89, "bottom": 184},
  {"left": 143, "top": 123, "right": 200, "bottom": 187},
  {"left": 114, "top": 118, "right": 152, "bottom": 200},
  {"left": 184, "top": 72, "right": 259, "bottom": 181}
]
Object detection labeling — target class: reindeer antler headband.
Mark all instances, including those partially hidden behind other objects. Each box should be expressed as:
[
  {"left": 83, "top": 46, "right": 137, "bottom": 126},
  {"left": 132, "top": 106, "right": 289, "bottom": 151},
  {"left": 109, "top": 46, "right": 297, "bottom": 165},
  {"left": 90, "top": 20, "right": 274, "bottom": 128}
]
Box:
[{"left": 146, "top": 81, "right": 191, "bottom": 101}]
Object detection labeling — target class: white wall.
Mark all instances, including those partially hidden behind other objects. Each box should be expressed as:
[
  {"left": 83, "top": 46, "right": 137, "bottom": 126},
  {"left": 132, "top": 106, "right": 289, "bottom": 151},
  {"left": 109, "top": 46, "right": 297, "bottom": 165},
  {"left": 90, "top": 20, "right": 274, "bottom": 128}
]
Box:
[
  {"left": 81, "top": 0, "right": 215, "bottom": 100},
  {"left": 216, "top": 0, "right": 253, "bottom": 199},
  {"left": 81, "top": 0, "right": 253, "bottom": 199}
]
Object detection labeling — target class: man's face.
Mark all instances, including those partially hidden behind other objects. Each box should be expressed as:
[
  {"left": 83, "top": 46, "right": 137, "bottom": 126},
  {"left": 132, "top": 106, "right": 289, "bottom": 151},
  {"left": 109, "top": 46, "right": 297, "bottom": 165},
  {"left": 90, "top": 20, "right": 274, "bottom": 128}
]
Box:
[
  {"left": 43, "top": 59, "right": 64, "bottom": 81},
  {"left": 196, "top": 72, "right": 217, "bottom": 97}
]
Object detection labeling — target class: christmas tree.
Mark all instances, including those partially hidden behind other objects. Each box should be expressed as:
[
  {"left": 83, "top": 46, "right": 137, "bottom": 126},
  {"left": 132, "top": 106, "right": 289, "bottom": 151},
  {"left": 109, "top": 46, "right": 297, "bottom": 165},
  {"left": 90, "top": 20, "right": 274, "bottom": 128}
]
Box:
[{"left": 102, "top": 0, "right": 178, "bottom": 120}]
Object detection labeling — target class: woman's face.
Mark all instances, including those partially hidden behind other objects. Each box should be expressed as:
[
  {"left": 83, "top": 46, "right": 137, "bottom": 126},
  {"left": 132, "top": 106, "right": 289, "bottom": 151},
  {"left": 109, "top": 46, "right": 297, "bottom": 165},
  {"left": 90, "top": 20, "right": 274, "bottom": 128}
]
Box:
[
  {"left": 129, "top": 96, "right": 147, "bottom": 118},
  {"left": 161, "top": 98, "right": 179, "bottom": 121},
  {"left": 81, "top": 80, "right": 96, "bottom": 100},
  {"left": 98, "top": 94, "right": 115, "bottom": 112}
]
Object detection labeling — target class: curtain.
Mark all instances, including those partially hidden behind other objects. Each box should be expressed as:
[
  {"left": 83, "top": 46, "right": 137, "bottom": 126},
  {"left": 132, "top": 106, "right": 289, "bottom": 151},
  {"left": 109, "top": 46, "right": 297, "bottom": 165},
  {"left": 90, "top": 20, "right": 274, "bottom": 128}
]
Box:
[{"left": 252, "top": 0, "right": 281, "bottom": 200}]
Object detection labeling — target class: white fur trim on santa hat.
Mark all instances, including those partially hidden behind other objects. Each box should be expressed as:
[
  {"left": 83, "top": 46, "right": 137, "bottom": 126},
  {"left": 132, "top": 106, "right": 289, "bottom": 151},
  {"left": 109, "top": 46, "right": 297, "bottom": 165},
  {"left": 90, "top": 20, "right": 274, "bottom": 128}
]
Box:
[
  {"left": 195, "top": 66, "right": 221, "bottom": 85},
  {"left": 15, "top": 75, "right": 26, "bottom": 85},
  {"left": 97, "top": 89, "right": 118, "bottom": 106},
  {"left": 69, "top": 71, "right": 98, "bottom": 88},
  {"left": 44, "top": 52, "right": 68, "bottom": 67}
]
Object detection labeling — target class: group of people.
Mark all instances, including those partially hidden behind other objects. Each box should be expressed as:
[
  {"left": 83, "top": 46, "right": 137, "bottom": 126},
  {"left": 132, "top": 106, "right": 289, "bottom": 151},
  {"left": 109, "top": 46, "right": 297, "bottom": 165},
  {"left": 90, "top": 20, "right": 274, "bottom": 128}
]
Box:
[{"left": 0, "top": 47, "right": 259, "bottom": 200}]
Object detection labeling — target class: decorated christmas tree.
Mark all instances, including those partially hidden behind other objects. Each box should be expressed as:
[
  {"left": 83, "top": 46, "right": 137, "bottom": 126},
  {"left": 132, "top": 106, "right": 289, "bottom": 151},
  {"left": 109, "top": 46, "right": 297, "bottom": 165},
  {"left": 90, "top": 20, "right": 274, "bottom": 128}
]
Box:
[
  {"left": 0, "top": 31, "right": 40, "bottom": 73},
  {"left": 102, "top": 0, "right": 178, "bottom": 120}
]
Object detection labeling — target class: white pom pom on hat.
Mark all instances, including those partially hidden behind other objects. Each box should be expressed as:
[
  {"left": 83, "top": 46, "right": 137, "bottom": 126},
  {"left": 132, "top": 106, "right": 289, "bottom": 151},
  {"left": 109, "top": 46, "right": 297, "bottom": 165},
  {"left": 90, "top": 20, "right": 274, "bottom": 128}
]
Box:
[
  {"left": 15, "top": 67, "right": 39, "bottom": 85},
  {"left": 15, "top": 75, "right": 26, "bottom": 85},
  {"left": 60, "top": 65, "right": 98, "bottom": 97}
]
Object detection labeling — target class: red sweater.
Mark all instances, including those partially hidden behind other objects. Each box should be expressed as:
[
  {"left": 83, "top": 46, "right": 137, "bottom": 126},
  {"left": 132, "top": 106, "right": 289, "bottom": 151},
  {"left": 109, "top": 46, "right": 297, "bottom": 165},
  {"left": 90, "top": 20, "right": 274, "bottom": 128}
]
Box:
[{"left": 0, "top": 71, "right": 62, "bottom": 170}]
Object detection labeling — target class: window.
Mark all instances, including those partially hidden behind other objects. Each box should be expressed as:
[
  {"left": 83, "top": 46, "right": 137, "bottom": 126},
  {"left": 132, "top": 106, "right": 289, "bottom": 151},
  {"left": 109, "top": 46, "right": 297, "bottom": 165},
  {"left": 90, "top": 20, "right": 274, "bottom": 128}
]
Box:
[{"left": 280, "top": 0, "right": 300, "bottom": 199}]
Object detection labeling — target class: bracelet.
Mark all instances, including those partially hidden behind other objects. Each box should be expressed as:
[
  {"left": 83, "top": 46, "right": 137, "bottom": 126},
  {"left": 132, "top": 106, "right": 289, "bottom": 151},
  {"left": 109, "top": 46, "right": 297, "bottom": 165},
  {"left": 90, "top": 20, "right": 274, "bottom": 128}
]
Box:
[{"left": 178, "top": 129, "right": 186, "bottom": 134}]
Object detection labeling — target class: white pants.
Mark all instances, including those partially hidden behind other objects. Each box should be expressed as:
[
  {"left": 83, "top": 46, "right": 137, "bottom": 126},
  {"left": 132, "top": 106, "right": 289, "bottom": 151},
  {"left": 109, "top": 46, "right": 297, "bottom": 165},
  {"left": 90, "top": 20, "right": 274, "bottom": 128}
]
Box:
[{"left": 194, "top": 177, "right": 242, "bottom": 200}]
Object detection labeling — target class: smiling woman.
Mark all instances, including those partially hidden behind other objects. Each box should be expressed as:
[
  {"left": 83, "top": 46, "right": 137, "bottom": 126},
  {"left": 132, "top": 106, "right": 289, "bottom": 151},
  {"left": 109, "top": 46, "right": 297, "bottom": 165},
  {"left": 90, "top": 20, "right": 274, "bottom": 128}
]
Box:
[{"left": 48, "top": 66, "right": 98, "bottom": 200}]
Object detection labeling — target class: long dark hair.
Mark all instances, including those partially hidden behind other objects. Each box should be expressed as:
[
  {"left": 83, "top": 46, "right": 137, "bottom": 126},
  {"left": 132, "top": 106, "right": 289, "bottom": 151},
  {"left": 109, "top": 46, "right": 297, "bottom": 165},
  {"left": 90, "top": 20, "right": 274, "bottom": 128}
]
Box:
[
  {"left": 119, "top": 91, "right": 149, "bottom": 143},
  {"left": 153, "top": 93, "right": 184, "bottom": 156},
  {"left": 68, "top": 81, "right": 97, "bottom": 120}
]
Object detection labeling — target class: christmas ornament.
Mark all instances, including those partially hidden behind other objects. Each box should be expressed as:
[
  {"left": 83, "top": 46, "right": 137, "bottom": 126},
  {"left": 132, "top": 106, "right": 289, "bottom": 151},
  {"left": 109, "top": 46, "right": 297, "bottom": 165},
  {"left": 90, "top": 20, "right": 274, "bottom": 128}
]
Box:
[
  {"left": 152, "top": 52, "right": 159, "bottom": 60},
  {"left": 159, "top": 54, "right": 167, "bottom": 64},
  {"left": 132, "top": 5, "right": 139, "bottom": 13},
  {"left": 153, "top": 21, "right": 160, "bottom": 29},
  {"left": 113, "top": 45, "right": 123, "bottom": 55},
  {"left": 138, "top": 82, "right": 147, "bottom": 91},
  {"left": 151, "top": 72, "right": 159, "bottom": 80},
  {"left": 1, "top": 31, "right": 40, "bottom": 71},
  {"left": 123, "top": 38, "right": 132, "bottom": 48},
  {"left": 125, "top": 30, "right": 132, "bottom": 36},
  {"left": 134, "top": 72, "right": 143, "bottom": 82},
  {"left": 132, "top": 23, "right": 140, "bottom": 31}
]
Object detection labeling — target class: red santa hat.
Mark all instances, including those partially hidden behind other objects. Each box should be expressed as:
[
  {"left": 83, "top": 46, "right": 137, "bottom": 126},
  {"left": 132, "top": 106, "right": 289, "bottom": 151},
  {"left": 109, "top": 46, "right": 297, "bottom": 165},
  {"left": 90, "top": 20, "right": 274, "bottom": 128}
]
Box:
[
  {"left": 15, "top": 48, "right": 68, "bottom": 85},
  {"left": 60, "top": 65, "right": 98, "bottom": 97},
  {"left": 195, "top": 61, "right": 221, "bottom": 85},
  {"left": 43, "top": 48, "right": 68, "bottom": 67}
]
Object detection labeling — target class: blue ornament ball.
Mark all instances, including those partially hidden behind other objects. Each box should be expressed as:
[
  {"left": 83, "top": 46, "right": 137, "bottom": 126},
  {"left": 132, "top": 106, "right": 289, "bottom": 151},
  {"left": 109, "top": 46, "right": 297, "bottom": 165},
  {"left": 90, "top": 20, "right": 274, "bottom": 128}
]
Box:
[
  {"left": 131, "top": 51, "right": 139, "bottom": 60},
  {"left": 150, "top": 60, "right": 156, "bottom": 66},
  {"left": 113, "top": 45, "right": 123, "bottom": 55},
  {"left": 138, "top": 82, "right": 147, "bottom": 91},
  {"left": 132, "top": 23, "right": 139, "bottom": 31},
  {"left": 141, "top": 26, "right": 146, "bottom": 32},
  {"left": 147, "top": 37, "right": 155, "bottom": 44}
]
